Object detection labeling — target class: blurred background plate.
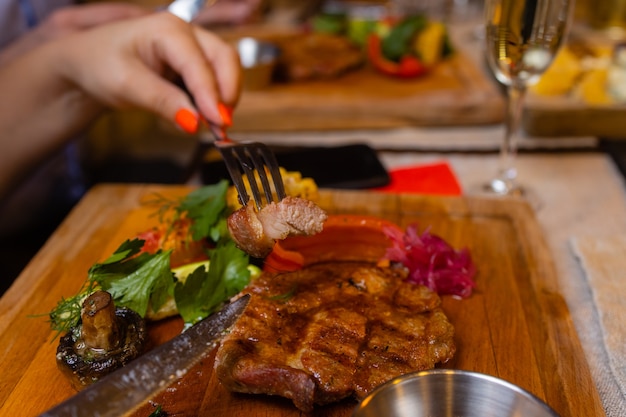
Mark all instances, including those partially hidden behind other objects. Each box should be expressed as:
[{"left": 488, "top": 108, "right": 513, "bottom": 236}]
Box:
[
  {"left": 523, "top": 18, "right": 626, "bottom": 139},
  {"left": 229, "top": 49, "right": 505, "bottom": 131}
]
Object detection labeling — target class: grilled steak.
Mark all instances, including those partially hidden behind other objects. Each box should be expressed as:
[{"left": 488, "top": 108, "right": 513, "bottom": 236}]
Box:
[
  {"left": 275, "top": 33, "right": 365, "bottom": 81},
  {"left": 214, "top": 261, "right": 456, "bottom": 411}
]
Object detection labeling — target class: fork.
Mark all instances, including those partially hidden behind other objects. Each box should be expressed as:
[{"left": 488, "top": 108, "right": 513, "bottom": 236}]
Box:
[
  {"left": 214, "top": 137, "right": 287, "bottom": 209},
  {"left": 180, "top": 123, "right": 286, "bottom": 211},
  {"left": 164, "top": 2, "right": 285, "bottom": 209}
]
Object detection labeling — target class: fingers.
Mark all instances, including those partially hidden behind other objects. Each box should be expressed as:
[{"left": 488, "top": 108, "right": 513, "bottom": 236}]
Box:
[
  {"left": 146, "top": 15, "right": 242, "bottom": 127},
  {"left": 56, "top": 13, "right": 242, "bottom": 133},
  {"left": 188, "top": 26, "right": 242, "bottom": 118},
  {"left": 112, "top": 60, "right": 199, "bottom": 123}
]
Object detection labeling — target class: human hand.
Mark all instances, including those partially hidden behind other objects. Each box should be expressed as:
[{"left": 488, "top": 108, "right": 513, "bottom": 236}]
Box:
[
  {"left": 0, "top": 12, "right": 241, "bottom": 197},
  {"left": 193, "top": 0, "right": 265, "bottom": 26},
  {"left": 53, "top": 11, "right": 241, "bottom": 130},
  {"left": 0, "top": 3, "right": 151, "bottom": 65}
]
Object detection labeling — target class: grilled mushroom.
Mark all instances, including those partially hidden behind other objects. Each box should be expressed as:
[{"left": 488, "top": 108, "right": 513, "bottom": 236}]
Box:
[{"left": 56, "top": 290, "right": 147, "bottom": 390}]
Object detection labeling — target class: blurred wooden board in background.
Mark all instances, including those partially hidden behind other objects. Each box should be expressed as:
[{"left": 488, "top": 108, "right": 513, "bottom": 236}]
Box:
[
  {"left": 226, "top": 33, "right": 506, "bottom": 132},
  {"left": 524, "top": 94, "right": 626, "bottom": 138}
]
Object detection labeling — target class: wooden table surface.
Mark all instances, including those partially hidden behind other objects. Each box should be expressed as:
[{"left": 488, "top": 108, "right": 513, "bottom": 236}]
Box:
[{"left": 0, "top": 184, "right": 605, "bottom": 417}]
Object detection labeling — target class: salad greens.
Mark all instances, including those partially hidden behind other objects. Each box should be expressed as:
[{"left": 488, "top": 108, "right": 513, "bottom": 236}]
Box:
[
  {"left": 47, "top": 180, "right": 252, "bottom": 335},
  {"left": 176, "top": 181, "right": 229, "bottom": 242},
  {"left": 381, "top": 15, "right": 428, "bottom": 62},
  {"left": 89, "top": 239, "right": 173, "bottom": 318},
  {"left": 174, "top": 240, "right": 251, "bottom": 329}
]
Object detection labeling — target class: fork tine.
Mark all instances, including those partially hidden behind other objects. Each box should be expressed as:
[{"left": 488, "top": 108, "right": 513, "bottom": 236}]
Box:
[
  {"left": 246, "top": 146, "right": 282, "bottom": 205},
  {"left": 218, "top": 146, "right": 251, "bottom": 206},
  {"left": 216, "top": 141, "right": 286, "bottom": 210},
  {"left": 258, "top": 145, "right": 287, "bottom": 201},
  {"left": 233, "top": 146, "right": 266, "bottom": 210}
]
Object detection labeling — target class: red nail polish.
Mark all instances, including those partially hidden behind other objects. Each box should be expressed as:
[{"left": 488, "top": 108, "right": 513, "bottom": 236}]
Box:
[
  {"left": 217, "top": 102, "right": 233, "bottom": 127},
  {"left": 175, "top": 108, "right": 199, "bottom": 134}
]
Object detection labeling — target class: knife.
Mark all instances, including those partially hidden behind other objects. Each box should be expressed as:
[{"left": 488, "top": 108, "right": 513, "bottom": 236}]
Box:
[{"left": 39, "top": 294, "right": 250, "bottom": 417}]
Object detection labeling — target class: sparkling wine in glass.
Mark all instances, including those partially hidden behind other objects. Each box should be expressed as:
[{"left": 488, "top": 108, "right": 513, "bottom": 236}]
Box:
[{"left": 483, "top": 0, "right": 572, "bottom": 196}]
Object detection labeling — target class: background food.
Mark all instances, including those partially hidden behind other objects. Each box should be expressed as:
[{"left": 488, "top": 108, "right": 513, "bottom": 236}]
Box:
[{"left": 530, "top": 42, "right": 620, "bottom": 105}]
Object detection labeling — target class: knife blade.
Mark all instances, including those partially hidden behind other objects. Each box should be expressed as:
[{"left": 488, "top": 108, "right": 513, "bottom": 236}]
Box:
[{"left": 39, "top": 294, "right": 250, "bottom": 417}]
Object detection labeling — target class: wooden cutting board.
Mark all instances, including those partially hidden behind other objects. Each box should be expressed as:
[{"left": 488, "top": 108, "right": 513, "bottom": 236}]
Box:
[
  {"left": 524, "top": 94, "right": 626, "bottom": 138},
  {"left": 0, "top": 184, "right": 604, "bottom": 417},
  {"left": 226, "top": 33, "right": 505, "bottom": 131}
]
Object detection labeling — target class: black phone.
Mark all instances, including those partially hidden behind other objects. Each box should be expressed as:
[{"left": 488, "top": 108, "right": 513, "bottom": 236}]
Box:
[
  {"left": 602, "top": 139, "right": 626, "bottom": 181},
  {"left": 201, "top": 143, "right": 390, "bottom": 189}
]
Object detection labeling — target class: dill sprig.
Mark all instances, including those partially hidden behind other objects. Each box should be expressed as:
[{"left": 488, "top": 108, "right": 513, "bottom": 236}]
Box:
[{"left": 48, "top": 280, "right": 98, "bottom": 339}]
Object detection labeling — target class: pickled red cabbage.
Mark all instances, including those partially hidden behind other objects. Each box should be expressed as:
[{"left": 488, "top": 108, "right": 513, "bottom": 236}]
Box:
[{"left": 383, "top": 224, "right": 476, "bottom": 298}]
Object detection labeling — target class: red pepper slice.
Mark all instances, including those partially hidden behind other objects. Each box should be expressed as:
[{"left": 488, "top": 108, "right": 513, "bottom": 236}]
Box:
[
  {"left": 263, "top": 214, "right": 403, "bottom": 273},
  {"left": 263, "top": 241, "right": 305, "bottom": 273},
  {"left": 135, "top": 222, "right": 210, "bottom": 268},
  {"left": 367, "top": 34, "right": 427, "bottom": 79}
]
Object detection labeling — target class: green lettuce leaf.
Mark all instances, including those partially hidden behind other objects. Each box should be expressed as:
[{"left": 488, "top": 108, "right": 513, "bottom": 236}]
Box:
[
  {"left": 88, "top": 239, "right": 173, "bottom": 317},
  {"left": 177, "top": 180, "right": 229, "bottom": 242},
  {"left": 174, "top": 240, "right": 251, "bottom": 328}
]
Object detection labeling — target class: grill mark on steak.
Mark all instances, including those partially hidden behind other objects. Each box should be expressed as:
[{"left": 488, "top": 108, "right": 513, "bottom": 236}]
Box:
[{"left": 214, "top": 261, "right": 456, "bottom": 412}]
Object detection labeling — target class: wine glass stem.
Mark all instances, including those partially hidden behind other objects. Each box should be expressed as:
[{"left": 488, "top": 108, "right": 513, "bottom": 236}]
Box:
[{"left": 497, "top": 83, "right": 526, "bottom": 190}]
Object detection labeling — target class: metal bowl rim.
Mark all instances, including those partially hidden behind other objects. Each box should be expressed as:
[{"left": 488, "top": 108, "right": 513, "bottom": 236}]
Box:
[{"left": 353, "top": 369, "right": 559, "bottom": 417}]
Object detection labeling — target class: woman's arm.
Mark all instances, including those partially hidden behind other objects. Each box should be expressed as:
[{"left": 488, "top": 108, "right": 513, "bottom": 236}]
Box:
[
  {"left": 0, "top": 2, "right": 151, "bottom": 66},
  {"left": 0, "top": 12, "right": 241, "bottom": 199}
]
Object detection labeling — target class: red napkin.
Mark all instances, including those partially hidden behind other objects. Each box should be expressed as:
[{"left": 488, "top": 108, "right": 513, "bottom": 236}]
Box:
[{"left": 374, "top": 161, "right": 462, "bottom": 196}]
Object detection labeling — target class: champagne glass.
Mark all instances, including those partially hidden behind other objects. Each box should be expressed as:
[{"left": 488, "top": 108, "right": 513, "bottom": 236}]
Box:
[{"left": 483, "top": 0, "right": 572, "bottom": 196}]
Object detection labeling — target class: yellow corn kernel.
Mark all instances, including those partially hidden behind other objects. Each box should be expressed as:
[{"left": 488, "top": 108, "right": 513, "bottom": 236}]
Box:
[{"left": 226, "top": 168, "right": 319, "bottom": 210}]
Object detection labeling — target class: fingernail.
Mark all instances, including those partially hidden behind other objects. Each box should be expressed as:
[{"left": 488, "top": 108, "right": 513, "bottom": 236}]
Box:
[
  {"left": 217, "top": 102, "right": 233, "bottom": 127},
  {"left": 174, "top": 108, "right": 199, "bottom": 134}
]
